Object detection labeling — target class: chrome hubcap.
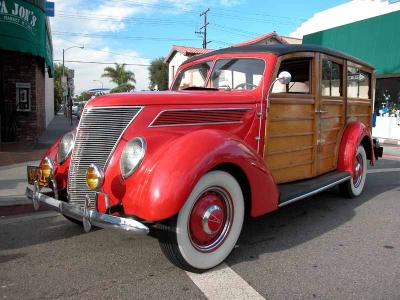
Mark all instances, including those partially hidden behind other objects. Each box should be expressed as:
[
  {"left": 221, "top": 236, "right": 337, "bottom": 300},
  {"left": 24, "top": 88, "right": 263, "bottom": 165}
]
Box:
[
  {"left": 202, "top": 205, "right": 224, "bottom": 235},
  {"left": 188, "top": 187, "right": 232, "bottom": 252}
]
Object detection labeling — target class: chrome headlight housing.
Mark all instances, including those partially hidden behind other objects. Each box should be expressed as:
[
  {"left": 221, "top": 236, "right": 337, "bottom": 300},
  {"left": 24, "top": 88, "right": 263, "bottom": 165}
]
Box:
[
  {"left": 57, "top": 131, "right": 75, "bottom": 164},
  {"left": 120, "top": 137, "right": 146, "bottom": 179}
]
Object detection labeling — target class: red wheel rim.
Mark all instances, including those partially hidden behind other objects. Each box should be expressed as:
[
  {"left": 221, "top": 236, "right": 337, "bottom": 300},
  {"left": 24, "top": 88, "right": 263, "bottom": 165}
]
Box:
[
  {"left": 188, "top": 187, "right": 233, "bottom": 252},
  {"left": 353, "top": 152, "right": 364, "bottom": 188}
]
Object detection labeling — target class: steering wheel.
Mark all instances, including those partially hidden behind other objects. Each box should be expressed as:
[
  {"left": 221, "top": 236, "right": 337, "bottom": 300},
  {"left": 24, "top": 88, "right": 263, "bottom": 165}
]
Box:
[{"left": 234, "top": 83, "right": 257, "bottom": 90}]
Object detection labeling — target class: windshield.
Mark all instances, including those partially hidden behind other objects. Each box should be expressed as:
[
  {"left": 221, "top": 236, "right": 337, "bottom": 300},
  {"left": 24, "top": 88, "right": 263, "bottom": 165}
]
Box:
[
  {"left": 172, "top": 61, "right": 212, "bottom": 90},
  {"left": 209, "top": 58, "right": 265, "bottom": 90}
]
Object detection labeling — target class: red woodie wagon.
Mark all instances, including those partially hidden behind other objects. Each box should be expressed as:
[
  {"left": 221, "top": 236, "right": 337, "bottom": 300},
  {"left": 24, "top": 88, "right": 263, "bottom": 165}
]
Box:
[{"left": 26, "top": 44, "right": 383, "bottom": 272}]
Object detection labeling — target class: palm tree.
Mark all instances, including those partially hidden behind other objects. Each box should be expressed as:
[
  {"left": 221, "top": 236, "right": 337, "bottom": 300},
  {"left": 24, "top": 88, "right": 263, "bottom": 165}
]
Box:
[{"left": 101, "top": 63, "right": 136, "bottom": 92}]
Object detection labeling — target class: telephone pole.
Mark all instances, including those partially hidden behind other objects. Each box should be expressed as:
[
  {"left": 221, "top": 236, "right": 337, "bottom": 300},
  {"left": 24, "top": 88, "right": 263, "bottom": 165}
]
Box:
[{"left": 195, "top": 8, "right": 211, "bottom": 49}]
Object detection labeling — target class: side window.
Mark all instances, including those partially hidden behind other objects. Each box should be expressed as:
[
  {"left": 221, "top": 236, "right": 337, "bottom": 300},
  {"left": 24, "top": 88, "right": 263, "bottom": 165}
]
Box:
[
  {"left": 347, "top": 66, "right": 371, "bottom": 99},
  {"left": 322, "top": 60, "right": 342, "bottom": 97},
  {"left": 209, "top": 58, "right": 265, "bottom": 90},
  {"left": 272, "top": 58, "right": 312, "bottom": 94}
]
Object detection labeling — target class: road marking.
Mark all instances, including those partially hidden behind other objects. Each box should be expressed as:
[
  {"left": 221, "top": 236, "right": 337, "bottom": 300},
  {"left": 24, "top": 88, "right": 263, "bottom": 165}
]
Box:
[
  {"left": 0, "top": 211, "right": 59, "bottom": 225},
  {"left": 367, "top": 168, "right": 400, "bottom": 174},
  {"left": 186, "top": 263, "right": 264, "bottom": 300}
]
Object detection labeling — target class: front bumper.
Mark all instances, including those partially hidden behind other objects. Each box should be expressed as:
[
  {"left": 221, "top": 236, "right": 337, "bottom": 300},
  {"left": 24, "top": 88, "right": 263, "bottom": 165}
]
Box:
[{"left": 25, "top": 183, "right": 149, "bottom": 235}]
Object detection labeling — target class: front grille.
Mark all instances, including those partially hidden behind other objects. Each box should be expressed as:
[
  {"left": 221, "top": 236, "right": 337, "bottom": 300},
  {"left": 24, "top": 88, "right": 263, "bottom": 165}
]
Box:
[{"left": 67, "top": 106, "right": 142, "bottom": 208}]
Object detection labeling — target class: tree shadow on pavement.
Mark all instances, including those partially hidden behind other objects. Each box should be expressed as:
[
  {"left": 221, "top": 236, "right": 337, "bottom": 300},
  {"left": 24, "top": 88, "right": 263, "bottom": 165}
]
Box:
[{"left": 228, "top": 159, "right": 400, "bottom": 266}]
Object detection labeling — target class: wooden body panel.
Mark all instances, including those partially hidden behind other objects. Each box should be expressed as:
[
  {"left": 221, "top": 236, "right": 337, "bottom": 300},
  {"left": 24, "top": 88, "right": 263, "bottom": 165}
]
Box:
[
  {"left": 265, "top": 97, "right": 316, "bottom": 183},
  {"left": 265, "top": 52, "right": 373, "bottom": 184}
]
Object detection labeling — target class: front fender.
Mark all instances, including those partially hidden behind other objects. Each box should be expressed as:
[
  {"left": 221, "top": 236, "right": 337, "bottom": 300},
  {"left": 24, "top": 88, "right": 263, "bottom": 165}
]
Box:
[
  {"left": 337, "top": 121, "right": 374, "bottom": 175},
  {"left": 121, "top": 129, "right": 279, "bottom": 221}
]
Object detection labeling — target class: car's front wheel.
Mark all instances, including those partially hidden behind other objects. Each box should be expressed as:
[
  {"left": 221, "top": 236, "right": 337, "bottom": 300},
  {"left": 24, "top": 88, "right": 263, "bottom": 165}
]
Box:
[{"left": 158, "top": 170, "right": 244, "bottom": 272}]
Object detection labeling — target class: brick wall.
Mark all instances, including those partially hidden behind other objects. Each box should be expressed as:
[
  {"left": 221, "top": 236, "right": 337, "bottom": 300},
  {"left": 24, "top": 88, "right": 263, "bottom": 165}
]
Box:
[{"left": 0, "top": 50, "right": 46, "bottom": 142}]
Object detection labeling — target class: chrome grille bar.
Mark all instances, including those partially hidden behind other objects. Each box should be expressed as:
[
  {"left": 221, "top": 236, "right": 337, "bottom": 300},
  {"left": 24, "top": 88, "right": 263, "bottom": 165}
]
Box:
[{"left": 68, "top": 106, "right": 142, "bottom": 208}]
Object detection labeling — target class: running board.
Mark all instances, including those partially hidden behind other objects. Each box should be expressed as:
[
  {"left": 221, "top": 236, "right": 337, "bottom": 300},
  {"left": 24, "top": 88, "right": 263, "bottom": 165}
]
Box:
[{"left": 278, "top": 171, "right": 351, "bottom": 207}]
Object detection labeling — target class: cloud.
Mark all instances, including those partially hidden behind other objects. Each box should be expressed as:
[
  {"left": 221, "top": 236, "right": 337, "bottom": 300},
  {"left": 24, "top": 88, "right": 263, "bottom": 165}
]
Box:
[
  {"left": 50, "top": 0, "right": 242, "bottom": 94},
  {"left": 219, "top": 0, "right": 242, "bottom": 7},
  {"left": 51, "top": 0, "right": 152, "bottom": 94}
]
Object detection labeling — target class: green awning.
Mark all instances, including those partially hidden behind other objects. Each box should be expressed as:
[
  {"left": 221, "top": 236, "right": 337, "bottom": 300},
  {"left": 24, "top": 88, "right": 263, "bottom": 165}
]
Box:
[
  {"left": 0, "top": 0, "right": 53, "bottom": 77},
  {"left": 303, "top": 10, "right": 400, "bottom": 76}
]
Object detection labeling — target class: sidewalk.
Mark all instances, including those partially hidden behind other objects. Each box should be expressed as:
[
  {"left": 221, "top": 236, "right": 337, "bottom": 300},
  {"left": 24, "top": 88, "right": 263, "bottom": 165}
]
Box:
[
  {"left": 0, "top": 114, "right": 77, "bottom": 214},
  {"left": 0, "top": 113, "right": 77, "bottom": 167}
]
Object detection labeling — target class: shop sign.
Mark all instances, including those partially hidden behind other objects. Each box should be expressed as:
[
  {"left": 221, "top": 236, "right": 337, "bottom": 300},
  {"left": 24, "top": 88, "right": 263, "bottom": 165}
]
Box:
[
  {"left": 45, "top": 1, "right": 54, "bottom": 17},
  {"left": 0, "top": 0, "right": 54, "bottom": 77},
  {"left": 0, "top": 0, "right": 38, "bottom": 34}
]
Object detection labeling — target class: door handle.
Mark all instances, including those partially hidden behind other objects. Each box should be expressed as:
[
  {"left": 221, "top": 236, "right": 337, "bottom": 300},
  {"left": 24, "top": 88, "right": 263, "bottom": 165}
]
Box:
[{"left": 315, "top": 110, "right": 328, "bottom": 114}]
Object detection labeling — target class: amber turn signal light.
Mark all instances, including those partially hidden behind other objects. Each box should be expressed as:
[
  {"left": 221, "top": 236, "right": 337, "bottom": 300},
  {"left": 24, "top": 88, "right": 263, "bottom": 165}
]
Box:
[
  {"left": 86, "top": 164, "right": 104, "bottom": 191},
  {"left": 40, "top": 157, "right": 54, "bottom": 179}
]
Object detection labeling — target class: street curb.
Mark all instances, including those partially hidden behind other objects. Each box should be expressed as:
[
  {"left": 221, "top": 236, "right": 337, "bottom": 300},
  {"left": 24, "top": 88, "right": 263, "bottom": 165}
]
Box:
[{"left": 377, "top": 138, "right": 400, "bottom": 146}]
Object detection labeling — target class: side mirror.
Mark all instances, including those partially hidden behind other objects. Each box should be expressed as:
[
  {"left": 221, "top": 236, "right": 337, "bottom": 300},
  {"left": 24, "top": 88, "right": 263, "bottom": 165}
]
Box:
[{"left": 277, "top": 71, "right": 292, "bottom": 85}]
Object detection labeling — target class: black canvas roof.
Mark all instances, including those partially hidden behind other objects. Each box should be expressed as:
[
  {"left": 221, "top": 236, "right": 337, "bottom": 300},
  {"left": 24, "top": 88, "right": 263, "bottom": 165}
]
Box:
[{"left": 183, "top": 44, "right": 374, "bottom": 69}]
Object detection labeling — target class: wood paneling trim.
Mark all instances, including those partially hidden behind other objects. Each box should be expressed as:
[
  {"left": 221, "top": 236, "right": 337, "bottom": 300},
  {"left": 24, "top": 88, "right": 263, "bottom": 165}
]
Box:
[
  {"left": 270, "top": 116, "right": 314, "bottom": 122},
  {"left": 270, "top": 160, "right": 314, "bottom": 171},
  {"left": 322, "top": 126, "right": 341, "bottom": 132},
  {"left": 267, "top": 145, "right": 314, "bottom": 155},
  {"left": 270, "top": 97, "right": 315, "bottom": 105},
  {"left": 320, "top": 114, "right": 343, "bottom": 119},
  {"left": 269, "top": 131, "right": 314, "bottom": 138},
  {"left": 347, "top": 113, "right": 370, "bottom": 118}
]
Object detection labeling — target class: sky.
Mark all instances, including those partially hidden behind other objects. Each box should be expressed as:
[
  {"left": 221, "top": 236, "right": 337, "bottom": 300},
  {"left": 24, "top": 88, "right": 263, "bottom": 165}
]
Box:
[{"left": 50, "top": 0, "right": 349, "bottom": 94}]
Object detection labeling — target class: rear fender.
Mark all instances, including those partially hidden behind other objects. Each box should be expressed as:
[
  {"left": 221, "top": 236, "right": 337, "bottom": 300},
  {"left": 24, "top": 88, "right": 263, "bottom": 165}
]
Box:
[
  {"left": 338, "top": 122, "right": 374, "bottom": 175},
  {"left": 122, "top": 129, "right": 279, "bottom": 221}
]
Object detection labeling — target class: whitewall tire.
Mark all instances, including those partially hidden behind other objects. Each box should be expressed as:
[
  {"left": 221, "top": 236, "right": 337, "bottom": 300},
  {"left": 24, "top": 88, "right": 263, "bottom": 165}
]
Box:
[
  {"left": 340, "top": 145, "right": 367, "bottom": 198},
  {"left": 158, "top": 170, "right": 244, "bottom": 272}
]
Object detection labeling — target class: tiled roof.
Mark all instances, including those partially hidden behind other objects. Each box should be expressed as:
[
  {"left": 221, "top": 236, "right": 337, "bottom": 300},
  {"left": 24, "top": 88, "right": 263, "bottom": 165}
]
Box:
[
  {"left": 232, "top": 32, "right": 288, "bottom": 47},
  {"left": 163, "top": 45, "right": 213, "bottom": 63}
]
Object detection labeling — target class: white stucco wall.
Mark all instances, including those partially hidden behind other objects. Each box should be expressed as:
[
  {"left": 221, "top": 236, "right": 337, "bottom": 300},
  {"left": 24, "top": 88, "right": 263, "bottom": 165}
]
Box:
[
  {"left": 168, "top": 51, "right": 190, "bottom": 88},
  {"left": 373, "top": 116, "right": 400, "bottom": 140},
  {"left": 44, "top": 67, "right": 54, "bottom": 127},
  {"left": 291, "top": 0, "right": 400, "bottom": 38}
]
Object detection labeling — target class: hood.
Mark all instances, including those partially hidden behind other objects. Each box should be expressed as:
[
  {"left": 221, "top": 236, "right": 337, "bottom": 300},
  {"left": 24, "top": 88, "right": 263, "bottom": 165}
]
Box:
[{"left": 86, "top": 90, "right": 258, "bottom": 108}]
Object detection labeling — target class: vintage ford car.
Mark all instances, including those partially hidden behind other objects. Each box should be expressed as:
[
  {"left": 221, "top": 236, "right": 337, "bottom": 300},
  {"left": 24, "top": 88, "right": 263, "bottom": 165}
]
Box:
[{"left": 26, "top": 44, "right": 383, "bottom": 272}]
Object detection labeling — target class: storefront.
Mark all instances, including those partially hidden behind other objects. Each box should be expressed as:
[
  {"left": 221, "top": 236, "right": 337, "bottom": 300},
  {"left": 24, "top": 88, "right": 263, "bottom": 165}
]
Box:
[
  {"left": 303, "top": 10, "right": 400, "bottom": 142},
  {"left": 0, "top": 0, "right": 54, "bottom": 143}
]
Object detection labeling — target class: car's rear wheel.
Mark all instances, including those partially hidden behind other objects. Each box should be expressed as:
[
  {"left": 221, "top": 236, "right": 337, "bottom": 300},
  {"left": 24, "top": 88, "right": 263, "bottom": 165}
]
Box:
[
  {"left": 158, "top": 170, "right": 244, "bottom": 272},
  {"left": 340, "top": 145, "right": 367, "bottom": 198}
]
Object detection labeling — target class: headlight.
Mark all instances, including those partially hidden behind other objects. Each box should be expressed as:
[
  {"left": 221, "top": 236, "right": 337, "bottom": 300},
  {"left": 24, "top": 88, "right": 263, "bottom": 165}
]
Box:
[
  {"left": 86, "top": 164, "right": 104, "bottom": 191},
  {"left": 40, "top": 157, "right": 55, "bottom": 179},
  {"left": 57, "top": 131, "right": 75, "bottom": 164},
  {"left": 120, "top": 137, "right": 146, "bottom": 179}
]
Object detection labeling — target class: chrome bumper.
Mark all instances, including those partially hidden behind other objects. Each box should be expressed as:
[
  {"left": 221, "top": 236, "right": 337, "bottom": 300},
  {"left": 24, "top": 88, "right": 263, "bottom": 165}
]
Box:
[{"left": 25, "top": 183, "right": 149, "bottom": 235}]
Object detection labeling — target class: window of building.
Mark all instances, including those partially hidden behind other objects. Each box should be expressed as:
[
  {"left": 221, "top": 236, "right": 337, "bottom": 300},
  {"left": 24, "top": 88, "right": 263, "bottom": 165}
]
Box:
[
  {"left": 347, "top": 66, "right": 370, "bottom": 99},
  {"left": 322, "top": 60, "right": 342, "bottom": 97},
  {"left": 172, "top": 61, "right": 212, "bottom": 90},
  {"left": 375, "top": 77, "right": 400, "bottom": 116},
  {"left": 209, "top": 58, "right": 265, "bottom": 90},
  {"left": 272, "top": 58, "right": 312, "bottom": 94}
]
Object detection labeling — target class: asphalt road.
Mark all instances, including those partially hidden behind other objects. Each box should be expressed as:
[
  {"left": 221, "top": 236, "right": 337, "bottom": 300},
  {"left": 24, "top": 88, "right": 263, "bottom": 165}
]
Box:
[{"left": 1, "top": 159, "right": 399, "bottom": 300}]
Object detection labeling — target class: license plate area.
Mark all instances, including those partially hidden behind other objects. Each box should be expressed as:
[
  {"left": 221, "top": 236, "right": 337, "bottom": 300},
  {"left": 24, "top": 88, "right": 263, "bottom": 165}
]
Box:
[{"left": 27, "top": 166, "right": 47, "bottom": 186}]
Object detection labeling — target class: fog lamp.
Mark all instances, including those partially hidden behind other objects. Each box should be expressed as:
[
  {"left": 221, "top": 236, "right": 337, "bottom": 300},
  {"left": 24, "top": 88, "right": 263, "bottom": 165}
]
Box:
[
  {"left": 86, "top": 164, "right": 104, "bottom": 191},
  {"left": 40, "top": 157, "right": 54, "bottom": 180}
]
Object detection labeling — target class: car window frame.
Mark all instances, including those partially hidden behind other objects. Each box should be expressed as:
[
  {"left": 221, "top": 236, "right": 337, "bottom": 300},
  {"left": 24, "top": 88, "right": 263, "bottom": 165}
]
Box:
[{"left": 207, "top": 57, "right": 267, "bottom": 92}]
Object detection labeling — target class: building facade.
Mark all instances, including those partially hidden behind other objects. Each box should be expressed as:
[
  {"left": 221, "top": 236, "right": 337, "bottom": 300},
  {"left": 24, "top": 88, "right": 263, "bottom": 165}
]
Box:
[
  {"left": 0, "top": 0, "right": 54, "bottom": 143},
  {"left": 301, "top": 8, "right": 400, "bottom": 142}
]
